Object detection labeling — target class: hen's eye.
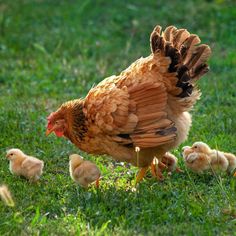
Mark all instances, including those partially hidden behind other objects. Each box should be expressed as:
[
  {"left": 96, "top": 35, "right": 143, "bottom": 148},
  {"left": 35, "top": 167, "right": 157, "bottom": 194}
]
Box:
[{"left": 55, "top": 121, "right": 59, "bottom": 125}]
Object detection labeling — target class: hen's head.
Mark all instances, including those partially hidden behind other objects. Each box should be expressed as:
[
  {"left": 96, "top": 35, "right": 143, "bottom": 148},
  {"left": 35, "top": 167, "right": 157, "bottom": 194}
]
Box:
[{"left": 46, "top": 111, "right": 67, "bottom": 137}]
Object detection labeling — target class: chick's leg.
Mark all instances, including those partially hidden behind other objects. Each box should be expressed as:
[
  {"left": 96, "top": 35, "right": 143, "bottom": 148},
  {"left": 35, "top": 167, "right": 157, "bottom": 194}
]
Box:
[
  {"left": 175, "top": 167, "right": 183, "bottom": 173},
  {"left": 135, "top": 167, "right": 149, "bottom": 184}
]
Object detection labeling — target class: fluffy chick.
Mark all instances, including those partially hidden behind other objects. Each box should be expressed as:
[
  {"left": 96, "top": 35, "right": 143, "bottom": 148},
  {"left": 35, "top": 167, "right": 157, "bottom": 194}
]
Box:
[
  {"left": 0, "top": 185, "right": 15, "bottom": 207},
  {"left": 223, "top": 152, "right": 236, "bottom": 173},
  {"left": 69, "top": 154, "right": 101, "bottom": 188},
  {"left": 183, "top": 142, "right": 235, "bottom": 173},
  {"left": 161, "top": 152, "right": 183, "bottom": 174},
  {"left": 6, "top": 148, "right": 44, "bottom": 182},
  {"left": 192, "top": 142, "right": 234, "bottom": 172},
  {"left": 182, "top": 146, "right": 211, "bottom": 173}
]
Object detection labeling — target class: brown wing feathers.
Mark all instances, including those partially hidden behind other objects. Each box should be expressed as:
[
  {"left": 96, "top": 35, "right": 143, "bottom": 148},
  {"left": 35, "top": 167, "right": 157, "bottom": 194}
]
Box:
[
  {"left": 150, "top": 25, "right": 211, "bottom": 98},
  {"left": 128, "top": 82, "right": 177, "bottom": 148}
]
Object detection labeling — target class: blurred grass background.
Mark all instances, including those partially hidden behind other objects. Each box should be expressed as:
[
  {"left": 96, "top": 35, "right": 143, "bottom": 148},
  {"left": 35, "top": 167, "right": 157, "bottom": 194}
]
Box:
[{"left": 0, "top": 0, "right": 236, "bottom": 235}]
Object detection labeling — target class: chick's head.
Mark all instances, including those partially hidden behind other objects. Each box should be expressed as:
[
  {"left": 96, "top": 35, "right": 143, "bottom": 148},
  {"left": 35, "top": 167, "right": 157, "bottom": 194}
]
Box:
[
  {"left": 6, "top": 149, "right": 25, "bottom": 160},
  {"left": 191, "top": 142, "right": 211, "bottom": 154},
  {"left": 182, "top": 146, "right": 193, "bottom": 158},
  {"left": 69, "top": 154, "right": 84, "bottom": 165}
]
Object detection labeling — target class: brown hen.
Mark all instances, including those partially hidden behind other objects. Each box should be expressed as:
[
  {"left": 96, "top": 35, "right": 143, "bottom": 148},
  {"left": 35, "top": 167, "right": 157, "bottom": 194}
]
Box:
[{"left": 46, "top": 25, "right": 211, "bottom": 181}]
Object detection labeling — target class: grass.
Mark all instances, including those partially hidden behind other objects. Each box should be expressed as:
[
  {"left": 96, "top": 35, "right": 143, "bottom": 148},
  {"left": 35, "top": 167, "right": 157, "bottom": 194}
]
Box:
[{"left": 0, "top": 0, "right": 236, "bottom": 235}]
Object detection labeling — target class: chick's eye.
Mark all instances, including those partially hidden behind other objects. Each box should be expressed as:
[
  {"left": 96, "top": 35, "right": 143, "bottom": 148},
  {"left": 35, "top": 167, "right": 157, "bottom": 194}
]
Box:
[
  {"left": 194, "top": 146, "right": 197, "bottom": 149},
  {"left": 10, "top": 153, "right": 13, "bottom": 156}
]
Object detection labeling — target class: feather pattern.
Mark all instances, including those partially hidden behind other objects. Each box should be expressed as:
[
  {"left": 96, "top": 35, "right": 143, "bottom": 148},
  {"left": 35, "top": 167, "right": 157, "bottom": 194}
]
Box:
[{"left": 49, "top": 25, "right": 211, "bottom": 167}]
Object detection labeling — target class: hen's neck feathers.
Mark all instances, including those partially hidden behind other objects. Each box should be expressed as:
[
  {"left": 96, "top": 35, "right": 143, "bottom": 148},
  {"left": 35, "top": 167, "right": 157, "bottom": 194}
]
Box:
[{"left": 59, "top": 99, "right": 87, "bottom": 143}]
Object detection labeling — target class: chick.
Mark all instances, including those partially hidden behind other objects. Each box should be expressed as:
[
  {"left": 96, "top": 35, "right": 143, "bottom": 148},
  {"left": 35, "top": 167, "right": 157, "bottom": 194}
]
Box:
[
  {"left": 69, "top": 154, "right": 101, "bottom": 188},
  {"left": 182, "top": 146, "right": 211, "bottom": 173},
  {"left": 192, "top": 142, "right": 234, "bottom": 172},
  {"left": 182, "top": 142, "right": 235, "bottom": 174},
  {"left": 0, "top": 185, "right": 15, "bottom": 207},
  {"left": 6, "top": 148, "right": 44, "bottom": 182},
  {"left": 161, "top": 152, "right": 183, "bottom": 174},
  {"left": 223, "top": 152, "right": 236, "bottom": 173}
]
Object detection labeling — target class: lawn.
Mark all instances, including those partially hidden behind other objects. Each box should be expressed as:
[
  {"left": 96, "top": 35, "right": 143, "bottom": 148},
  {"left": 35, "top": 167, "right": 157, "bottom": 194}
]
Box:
[{"left": 0, "top": 0, "right": 236, "bottom": 235}]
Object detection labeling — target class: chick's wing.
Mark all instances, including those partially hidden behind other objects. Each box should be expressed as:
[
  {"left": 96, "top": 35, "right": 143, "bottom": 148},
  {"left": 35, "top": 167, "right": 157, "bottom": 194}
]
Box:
[{"left": 21, "top": 157, "right": 43, "bottom": 172}]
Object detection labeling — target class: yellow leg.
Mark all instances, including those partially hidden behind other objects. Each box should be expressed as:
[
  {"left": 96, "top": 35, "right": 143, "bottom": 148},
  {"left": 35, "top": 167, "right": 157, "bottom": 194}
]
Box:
[
  {"left": 136, "top": 167, "right": 149, "bottom": 184},
  {"left": 151, "top": 159, "right": 165, "bottom": 181}
]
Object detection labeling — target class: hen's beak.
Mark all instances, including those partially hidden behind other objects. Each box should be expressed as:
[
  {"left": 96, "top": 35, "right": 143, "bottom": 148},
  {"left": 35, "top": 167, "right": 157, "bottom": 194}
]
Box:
[
  {"left": 46, "top": 129, "right": 53, "bottom": 136},
  {"left": 234, "top": 172, "right": 236, "bottom": 177}
]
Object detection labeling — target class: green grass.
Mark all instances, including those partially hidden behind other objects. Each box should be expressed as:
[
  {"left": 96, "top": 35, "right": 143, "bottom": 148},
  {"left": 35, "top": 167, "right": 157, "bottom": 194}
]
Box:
[{"left": 0, "top": 0, "right": 236, "bottom": 235}]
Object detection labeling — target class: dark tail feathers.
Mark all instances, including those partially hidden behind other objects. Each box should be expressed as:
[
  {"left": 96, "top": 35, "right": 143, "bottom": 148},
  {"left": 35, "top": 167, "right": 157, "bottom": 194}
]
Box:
[{"left": 150, "top": 25, "right": 211, "bottom": 98}]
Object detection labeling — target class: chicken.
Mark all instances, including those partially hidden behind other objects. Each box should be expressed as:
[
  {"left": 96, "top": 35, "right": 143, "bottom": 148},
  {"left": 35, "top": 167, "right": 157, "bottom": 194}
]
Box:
[
  {"left": 46, "top": 25, "right": 211, "bottom": 182},
  {"left": 182, "top": 142, "right": 236, "bottom": 174},
  {"left": 69, "top": 154, "right": 101, "bottom": 188},
  {"left": 6, "top": 148, "right": 44, "bottom": 182},
  {"left": 0, "top": 185, "right": 15, "bottom": 207},
  {"left": 161, "top": 152, "right": 183, "bottom": 174},
  {"left": 223, "top": 152, "right": 236, "bottom": 173},
  {"left": 182, "top": 145, "right": 211, "bottom": 173}
]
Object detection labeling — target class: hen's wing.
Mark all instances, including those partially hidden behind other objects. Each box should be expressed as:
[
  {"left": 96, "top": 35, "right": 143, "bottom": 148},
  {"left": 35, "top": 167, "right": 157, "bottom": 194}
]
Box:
[{"left": 84, "top": 75, "right": 176, "bottom": 149}]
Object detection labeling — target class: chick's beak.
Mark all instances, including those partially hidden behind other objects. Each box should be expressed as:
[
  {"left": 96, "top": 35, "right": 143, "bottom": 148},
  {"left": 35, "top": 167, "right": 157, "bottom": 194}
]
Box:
[{"left": 46, "top": 129, "right": 53, "bottom": 136}]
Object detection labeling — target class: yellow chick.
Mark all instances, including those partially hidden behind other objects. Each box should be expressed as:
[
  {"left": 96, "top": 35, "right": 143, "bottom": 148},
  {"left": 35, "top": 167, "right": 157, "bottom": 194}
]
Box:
[
  {"left": 182, "top": 145, "right": 211, "bottom": 173},
  {"left": 6, "top": 148, "right": 44, "bottom": 182},
  {"left": 223, "top": 152, "right": 236, "bottom": 173},
  {"left": 192, "top": 142, "right": 231, "bottom": 172},
  {"left": 0, "top": 185, "right": 15, "bottom": 207},
  {"left": 161, "top": 152, "right": 183, "bottom": 174},
  {"left": 69, "top": 154, "right": 101, "bottom": 188},
  {"left": 183, "top": 142, "right": 236, "bottom": 174}
]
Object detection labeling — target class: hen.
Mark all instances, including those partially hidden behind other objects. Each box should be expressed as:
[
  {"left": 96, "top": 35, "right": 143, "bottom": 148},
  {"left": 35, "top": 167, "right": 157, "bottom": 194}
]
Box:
[{"left": 46, "top": 25, "right": 211, "bottom": 181}]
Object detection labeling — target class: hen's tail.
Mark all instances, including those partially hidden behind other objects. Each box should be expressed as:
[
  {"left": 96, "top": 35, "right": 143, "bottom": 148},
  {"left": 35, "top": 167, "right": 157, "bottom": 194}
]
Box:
[{"left": 150, "top": 25, "right": 211, "bottom": 110}]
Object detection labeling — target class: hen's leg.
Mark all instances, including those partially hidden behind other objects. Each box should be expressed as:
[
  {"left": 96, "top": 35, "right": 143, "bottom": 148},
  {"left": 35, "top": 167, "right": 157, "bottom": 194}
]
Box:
[
  {"left": 95, "top": 178, "right": 100, "bottom": 188},
  {"left": 150, "top": 158, "right": 165, "bottom": 181},
  {"left": 135, "top": 167, "right": 149, "bottom": 184}
]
